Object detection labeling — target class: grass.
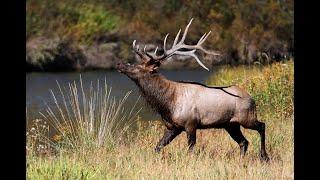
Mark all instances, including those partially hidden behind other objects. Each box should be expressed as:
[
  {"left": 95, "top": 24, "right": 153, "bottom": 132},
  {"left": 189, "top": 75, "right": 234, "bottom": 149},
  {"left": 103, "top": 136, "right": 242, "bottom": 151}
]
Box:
[
  {"left": 26, "top": 76, "right": 141, "bottom": 155},
  {"left": 26, "top": 61, "right": 294, "bottom": 179}
]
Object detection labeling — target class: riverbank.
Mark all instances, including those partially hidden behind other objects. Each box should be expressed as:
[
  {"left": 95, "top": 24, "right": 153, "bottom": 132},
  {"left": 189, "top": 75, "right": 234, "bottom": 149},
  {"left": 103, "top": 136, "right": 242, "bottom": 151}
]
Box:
[
  {"left": 26, "top": 37, "right": 225, "bottom": 72},
  {"left": 26, "top": 36, "right": 291, "bottom": 72},
  {"left": 27, "top": 61, "right": 293, "bottom": 179}
]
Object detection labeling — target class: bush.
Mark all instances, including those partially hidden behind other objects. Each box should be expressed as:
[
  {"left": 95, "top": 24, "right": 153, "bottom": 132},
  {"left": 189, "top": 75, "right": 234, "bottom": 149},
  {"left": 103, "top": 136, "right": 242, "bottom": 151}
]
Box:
[{"left": 206, "top": 60, "right": 293, "bottom": 119}]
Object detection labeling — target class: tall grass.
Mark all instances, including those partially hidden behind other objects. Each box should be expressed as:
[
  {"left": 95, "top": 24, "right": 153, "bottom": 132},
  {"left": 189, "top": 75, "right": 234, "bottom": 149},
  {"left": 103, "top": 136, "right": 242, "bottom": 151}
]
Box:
[
  {"left": 27, "top": 61, "right": 293, "bottom": 179},
  {"left": 27, "top": 75, "right": 141, "bottom": 156}
]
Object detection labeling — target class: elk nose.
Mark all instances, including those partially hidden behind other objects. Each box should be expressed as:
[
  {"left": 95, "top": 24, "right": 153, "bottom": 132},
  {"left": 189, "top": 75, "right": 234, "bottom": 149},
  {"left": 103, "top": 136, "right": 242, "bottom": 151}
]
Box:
[{"left": 116, "top": 62, "right": 123, "bottom": 72}]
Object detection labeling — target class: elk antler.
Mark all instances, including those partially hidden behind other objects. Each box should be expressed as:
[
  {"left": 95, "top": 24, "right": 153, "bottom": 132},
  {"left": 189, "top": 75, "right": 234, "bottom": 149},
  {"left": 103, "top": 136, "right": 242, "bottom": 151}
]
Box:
[
  {"left": 133, "top": 18, "right": 220, "bottom": 71},
  {"left": 132, "top": 40, "right": 150, "bottom": 63}
]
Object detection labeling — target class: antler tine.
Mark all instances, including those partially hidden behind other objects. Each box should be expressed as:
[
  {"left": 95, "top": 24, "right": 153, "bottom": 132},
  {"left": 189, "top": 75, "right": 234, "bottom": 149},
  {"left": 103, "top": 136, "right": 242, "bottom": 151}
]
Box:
[
  {"left": 198, "top": 32, "right": 208, "bottom": 45},
  {"left": 163, "top": 34, "right": 169, "bottom": 53},
  {"left": 178, "top": 18, "right": 193, "bottom": 45},
  {"left": 198, "top": 47, "right": 220, "bottom": 56},
  {"left": 196, "top": 31, "right": 220, "bottom": 56},
  {"left": 198, "top": 31, "right": 211, "bottom": 45},
  {"left": 188, "top": 53, "right": 209, "bottom": 71},
  {"left": 173, "top": 29, "right": 181, "bottom": 47},
  {"left": 143, "top": 45, "right": 147, "bottom": 52},
  {"left": 133, "top": 40, "right": 136, "bottom": 48},
  {"left": 154, "top": 46, "right": 158, "bottom": 55},
  {"left": 174, "top": 50, "right": 209, "bottom": 71}
]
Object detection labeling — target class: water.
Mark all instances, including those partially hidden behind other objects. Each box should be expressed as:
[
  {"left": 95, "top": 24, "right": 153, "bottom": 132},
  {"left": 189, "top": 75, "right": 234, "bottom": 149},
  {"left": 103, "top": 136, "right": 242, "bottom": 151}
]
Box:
[{"left": 26, "top": 69, "right": 214, "bottom": 122}]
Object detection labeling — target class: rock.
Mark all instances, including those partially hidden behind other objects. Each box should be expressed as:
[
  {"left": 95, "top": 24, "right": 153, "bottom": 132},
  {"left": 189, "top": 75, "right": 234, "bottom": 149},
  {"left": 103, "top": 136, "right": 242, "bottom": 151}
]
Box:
[
  {"left": 83, "top": 42, "right": 121, "bottom": 69},
  {"left": 26, "top": 37, "right": 88, "bottom": 71},
  {"left": 26, "top": 37, "right": 122, "bottom": 71}
]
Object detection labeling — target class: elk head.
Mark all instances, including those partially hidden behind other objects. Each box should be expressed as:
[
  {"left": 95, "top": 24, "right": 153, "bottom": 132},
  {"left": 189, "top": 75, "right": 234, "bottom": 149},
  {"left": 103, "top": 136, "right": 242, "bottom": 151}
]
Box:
[{"left": 116, "top": 18, "right": 220, "bottom": 80}]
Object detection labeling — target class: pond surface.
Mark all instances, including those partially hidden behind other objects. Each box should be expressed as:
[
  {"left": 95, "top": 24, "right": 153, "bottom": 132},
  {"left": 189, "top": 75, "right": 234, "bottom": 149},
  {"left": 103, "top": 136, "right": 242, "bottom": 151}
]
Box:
[{"left": 26, "top": 69, "right": 216, "bottom": 123}]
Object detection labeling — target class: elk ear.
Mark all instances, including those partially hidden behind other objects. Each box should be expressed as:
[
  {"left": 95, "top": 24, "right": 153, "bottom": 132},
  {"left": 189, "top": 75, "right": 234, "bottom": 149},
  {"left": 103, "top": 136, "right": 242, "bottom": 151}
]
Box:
[{"left": 146, "top": 59, "right": 162, "bottom": 70}]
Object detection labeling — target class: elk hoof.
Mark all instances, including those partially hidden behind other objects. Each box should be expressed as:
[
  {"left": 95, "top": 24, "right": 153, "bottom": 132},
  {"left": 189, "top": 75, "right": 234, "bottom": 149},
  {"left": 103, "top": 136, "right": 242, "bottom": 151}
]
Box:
[
  {"left": 260, "top": 154, "right": 270, "bottom": 162},
  {"left": 155, "top": 147, "right": 161, "bottom": 153}
]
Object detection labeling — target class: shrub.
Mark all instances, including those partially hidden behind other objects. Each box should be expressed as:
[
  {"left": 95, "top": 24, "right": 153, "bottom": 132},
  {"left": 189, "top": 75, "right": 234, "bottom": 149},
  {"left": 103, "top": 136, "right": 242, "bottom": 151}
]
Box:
[
  {"left": 27, "top": 75, "right": 141, "bottom": 155},
  {"left": 206, "top": 60, "right": 293, "bottom": 119}
]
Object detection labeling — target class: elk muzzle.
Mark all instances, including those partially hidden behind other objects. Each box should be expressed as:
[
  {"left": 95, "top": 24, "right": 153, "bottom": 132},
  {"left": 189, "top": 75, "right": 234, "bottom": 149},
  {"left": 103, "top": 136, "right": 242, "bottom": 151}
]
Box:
[{"left": 116, "top": 62, "right": 132, "bottom": 73}]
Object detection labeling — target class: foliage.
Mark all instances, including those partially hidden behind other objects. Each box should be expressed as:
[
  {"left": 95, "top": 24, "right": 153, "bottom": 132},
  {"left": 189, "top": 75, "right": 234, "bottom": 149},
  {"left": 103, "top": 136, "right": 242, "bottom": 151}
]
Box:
[
  {"left": 206, "top": 60, "right": 294, "bottom": 119},
  {"left": 26, "top": 0, "right": 120, "bottom": 43},
  {"left": 27, "top": 0, "right": 293, "bottom": 63}
]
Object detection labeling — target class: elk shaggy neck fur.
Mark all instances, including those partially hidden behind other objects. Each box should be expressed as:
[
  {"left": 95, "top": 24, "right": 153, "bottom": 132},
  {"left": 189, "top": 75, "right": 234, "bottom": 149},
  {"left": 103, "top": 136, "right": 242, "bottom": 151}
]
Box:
[{"left": 134, "top": 73, "right": 176, "bottom": 121}]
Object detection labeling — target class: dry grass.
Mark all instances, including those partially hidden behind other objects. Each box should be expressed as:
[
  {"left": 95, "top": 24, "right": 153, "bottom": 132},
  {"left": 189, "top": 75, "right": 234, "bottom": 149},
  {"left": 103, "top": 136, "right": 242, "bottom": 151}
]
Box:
[
  {"left": 27, "top": 61, "right": 294, "bottom": 179},
  {"left": 27, "top": 119, "right": 293, "bottom": 179}
]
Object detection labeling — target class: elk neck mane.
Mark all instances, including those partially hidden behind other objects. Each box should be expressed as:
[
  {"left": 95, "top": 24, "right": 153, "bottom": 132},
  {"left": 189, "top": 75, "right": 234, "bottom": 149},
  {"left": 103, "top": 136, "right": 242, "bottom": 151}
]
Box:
[{"left": 134, "top": 73, "right": 176, "bottom": 120}]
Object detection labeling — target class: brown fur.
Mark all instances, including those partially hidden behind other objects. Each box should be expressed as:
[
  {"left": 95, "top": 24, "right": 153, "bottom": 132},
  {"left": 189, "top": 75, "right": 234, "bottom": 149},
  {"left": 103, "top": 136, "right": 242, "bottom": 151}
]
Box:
[{"left": 136, "top": 73, "right": 177, "bottom": 124}]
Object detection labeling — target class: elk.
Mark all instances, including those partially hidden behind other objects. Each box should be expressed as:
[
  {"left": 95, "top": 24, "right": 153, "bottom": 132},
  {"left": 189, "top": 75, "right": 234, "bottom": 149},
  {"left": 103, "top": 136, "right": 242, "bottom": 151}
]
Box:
[{"left": 116, "top": 19, "right": 269, "bottom": 161}]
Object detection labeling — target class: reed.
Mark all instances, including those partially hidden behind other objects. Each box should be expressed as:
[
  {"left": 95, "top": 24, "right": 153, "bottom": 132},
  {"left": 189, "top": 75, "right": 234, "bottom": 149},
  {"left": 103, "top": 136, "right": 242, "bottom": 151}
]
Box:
[{"left": 27, "top": 75, "right": 141, "bottom": 156}]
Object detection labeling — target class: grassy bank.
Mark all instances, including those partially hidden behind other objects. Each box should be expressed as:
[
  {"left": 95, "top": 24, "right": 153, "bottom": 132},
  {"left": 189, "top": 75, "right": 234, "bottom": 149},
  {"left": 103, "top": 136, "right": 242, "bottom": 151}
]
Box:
[{"left": 27, "top": 61, "right": 293, "bottom": 179}]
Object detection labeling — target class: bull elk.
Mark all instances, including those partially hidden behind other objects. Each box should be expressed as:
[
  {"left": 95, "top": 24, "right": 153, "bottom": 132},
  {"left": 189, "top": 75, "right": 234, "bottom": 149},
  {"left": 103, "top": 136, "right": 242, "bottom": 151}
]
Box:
[{"left": 116, "top": 19, "right": 269, "bottom": 161}]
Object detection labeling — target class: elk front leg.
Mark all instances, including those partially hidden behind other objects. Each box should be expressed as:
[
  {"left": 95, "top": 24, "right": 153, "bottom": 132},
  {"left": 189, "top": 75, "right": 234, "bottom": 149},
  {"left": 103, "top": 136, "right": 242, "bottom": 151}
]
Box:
[
  {"left": 155, "top": 128, "right": 182, "bottom": 153},
  {"left": 185, "top": 123, "right": 197, "bottom": 152}
]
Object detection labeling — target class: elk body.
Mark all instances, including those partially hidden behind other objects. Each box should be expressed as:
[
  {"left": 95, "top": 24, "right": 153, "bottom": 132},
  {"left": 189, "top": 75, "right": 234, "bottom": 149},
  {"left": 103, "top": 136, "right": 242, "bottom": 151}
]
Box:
[{"left": 116, "top": 19, "right": 269, "bottom": 161}]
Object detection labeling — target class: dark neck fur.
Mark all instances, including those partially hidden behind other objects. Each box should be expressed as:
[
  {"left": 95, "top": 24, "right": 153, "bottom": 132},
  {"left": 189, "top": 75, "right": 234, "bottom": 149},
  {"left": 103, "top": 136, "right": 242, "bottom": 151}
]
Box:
[{"left": 134, "top": 73, "right": 176, "bottom": 120}]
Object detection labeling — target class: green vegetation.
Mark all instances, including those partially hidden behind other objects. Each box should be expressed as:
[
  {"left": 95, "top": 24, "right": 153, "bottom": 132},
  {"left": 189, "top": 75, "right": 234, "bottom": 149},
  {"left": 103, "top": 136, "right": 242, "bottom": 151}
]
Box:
[
  {"left": 27, "top": 60, "right": 294, "bottom": 179},
  {"left": 26, "top": 0, "right": 293, "bottom": 69},
  {"left": 207, "top": 60, "right": 293, "bottom": 119},
  {"left": 27, "top": 0, "right": 120, "bottom": 44}
]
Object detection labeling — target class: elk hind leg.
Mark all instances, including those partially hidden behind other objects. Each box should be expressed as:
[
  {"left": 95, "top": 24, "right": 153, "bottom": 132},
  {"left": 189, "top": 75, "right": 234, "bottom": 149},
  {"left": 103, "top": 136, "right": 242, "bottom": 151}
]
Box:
[
  {"left": 245, "top": 120, "right": 269, "bottom": 161},
  {"left": 225, "top": 123, "right": 249, "bottom": 157}
]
